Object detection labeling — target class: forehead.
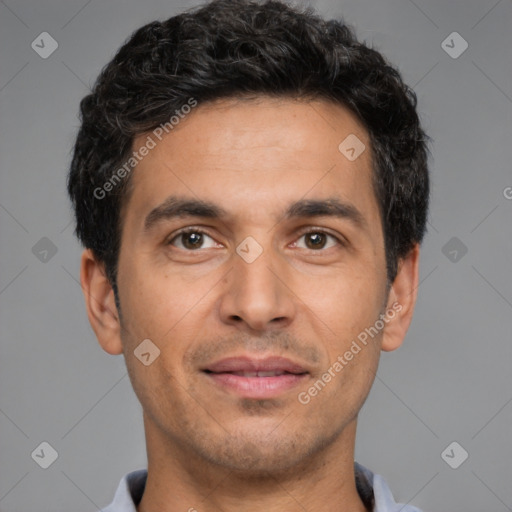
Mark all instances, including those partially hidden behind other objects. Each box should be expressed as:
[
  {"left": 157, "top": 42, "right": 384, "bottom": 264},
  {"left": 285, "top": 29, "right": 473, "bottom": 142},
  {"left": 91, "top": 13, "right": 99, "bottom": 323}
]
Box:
[{"left": 123, "top": 96, "right": 380, "bottom": 236}]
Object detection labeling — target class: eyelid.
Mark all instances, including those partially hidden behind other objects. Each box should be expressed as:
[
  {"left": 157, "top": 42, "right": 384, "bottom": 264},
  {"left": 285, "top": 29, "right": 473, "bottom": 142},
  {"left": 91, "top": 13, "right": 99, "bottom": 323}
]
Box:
[{"left": 293, "top": 226, "right": 347, "bottom": 246}]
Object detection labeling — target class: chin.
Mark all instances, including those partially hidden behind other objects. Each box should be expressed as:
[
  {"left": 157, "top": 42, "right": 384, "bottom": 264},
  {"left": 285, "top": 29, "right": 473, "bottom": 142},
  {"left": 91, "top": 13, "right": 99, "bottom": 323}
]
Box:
[
  {"left": 211, "top": 442, "right": 305, "bottom": 476},
  {"left": 194, "top": 423, "right": 340, "bottom": 478}
]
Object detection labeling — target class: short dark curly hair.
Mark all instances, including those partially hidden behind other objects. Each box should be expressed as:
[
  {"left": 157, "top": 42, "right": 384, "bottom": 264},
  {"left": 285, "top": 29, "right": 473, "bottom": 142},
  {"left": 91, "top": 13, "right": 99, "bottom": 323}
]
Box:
[{"left": 67, "top": 0, "right": 429, "bottom": 307}]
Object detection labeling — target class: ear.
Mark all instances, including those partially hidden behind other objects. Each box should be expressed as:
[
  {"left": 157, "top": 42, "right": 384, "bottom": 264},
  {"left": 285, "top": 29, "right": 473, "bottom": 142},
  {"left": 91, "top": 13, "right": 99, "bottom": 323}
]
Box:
[
  {"left": 80, "top": 249, "right": 123, "bottom": 355},
  {"left": 381, "top": 243, "right": 420, "bottom": 352}
]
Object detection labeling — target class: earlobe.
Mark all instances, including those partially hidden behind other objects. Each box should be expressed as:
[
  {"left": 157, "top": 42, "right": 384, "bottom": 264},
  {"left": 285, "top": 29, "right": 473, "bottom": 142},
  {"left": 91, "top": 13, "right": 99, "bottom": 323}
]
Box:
[
  {"left": 80, "top": 249, "right": 123, "bottom": 355},
  {"left": 381, "top": 244, "right": 420, "bottom": 352}
]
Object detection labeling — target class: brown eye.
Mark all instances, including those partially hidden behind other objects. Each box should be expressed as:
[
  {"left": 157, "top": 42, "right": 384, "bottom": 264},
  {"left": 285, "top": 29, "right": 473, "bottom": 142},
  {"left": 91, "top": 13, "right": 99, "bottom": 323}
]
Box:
[
  {"left": 168, "top": 229, "right": 217, "bottom": 250},
  {"left": 305, "top": 232, "right": 327, "bottom": 249},
  {"left": 294, "top": 231, "right": 340, "bottom": 251},
  {"left": 180, "top": 232, "right": 203, "bottom": 249}
]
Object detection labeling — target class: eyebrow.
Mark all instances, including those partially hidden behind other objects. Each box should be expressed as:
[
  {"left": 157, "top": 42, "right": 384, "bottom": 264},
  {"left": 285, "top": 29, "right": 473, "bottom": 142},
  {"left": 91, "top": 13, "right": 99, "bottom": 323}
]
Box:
[{"left": 143, "top": 195, "right": 368, "bottom": 233}]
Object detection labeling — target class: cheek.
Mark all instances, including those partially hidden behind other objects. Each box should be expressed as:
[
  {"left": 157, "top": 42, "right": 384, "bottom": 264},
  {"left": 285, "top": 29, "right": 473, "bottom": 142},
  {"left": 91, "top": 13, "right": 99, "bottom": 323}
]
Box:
[
  {"left": 119, "top": 267, "right": 197, "bottom": 342},
  {"left": 304, "top": 280, "right": 385, "bottom": 381},
  {"left": 299, "top": 269, "right": 383, "bottom": 331},
  {"left": 124, "top": 349, "right": 192, "bottom": 435}
]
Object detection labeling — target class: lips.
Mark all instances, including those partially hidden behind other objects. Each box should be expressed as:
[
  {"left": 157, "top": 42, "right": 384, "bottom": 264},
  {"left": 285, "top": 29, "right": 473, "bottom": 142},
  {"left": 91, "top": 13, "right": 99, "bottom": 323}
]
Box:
[
  {"left": 202, "top": 356, "right": 309, "bottom": 399},
  {"left": 203, "top": 356, "right": 308, "bottom": 374},
  {"left": 228, "top": 370, "right": 288, "bottom": 377}
]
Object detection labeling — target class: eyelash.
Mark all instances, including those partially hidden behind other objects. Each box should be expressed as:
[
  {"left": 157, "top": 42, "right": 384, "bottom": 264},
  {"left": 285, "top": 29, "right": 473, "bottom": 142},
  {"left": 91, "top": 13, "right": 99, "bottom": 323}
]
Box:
[{"left": 166, "top": 226, "right": 346, "bottom": 252}]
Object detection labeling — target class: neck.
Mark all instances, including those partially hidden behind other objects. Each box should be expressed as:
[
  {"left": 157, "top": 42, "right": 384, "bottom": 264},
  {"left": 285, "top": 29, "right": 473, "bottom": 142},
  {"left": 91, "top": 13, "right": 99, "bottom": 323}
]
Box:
[{"left": 137, "top": 416, "right": 368, "bottom": 512}]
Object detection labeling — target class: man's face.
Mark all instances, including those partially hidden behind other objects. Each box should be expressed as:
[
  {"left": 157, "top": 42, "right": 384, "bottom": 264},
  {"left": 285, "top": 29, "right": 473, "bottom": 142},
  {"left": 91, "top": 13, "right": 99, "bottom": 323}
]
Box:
[{"left": 115, "top": 97, "right": 390, "bottom": 474}]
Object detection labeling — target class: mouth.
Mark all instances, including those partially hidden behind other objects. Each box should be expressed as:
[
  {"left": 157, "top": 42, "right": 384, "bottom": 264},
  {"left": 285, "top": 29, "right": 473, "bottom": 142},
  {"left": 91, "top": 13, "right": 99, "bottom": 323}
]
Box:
[{"left": 202, "top": 356, "right": 310, "bottom": 399}]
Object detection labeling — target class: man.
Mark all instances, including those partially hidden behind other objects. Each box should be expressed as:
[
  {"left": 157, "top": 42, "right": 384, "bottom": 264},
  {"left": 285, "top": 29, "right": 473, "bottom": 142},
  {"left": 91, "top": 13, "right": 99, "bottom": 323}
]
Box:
[{"left": 67, "top": 0, "right": 429, "bottom": 510}]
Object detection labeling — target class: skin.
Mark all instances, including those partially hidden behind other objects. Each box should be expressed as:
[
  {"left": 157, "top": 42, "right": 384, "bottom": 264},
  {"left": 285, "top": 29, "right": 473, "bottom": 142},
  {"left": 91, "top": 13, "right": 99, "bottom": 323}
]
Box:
[{"left": 80, "top": 96, "right": 420, "bottom": 512}]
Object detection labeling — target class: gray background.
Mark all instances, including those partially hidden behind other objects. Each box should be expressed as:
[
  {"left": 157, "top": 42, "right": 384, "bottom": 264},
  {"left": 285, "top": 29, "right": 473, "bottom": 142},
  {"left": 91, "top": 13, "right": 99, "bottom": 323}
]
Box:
[{"left": 0, "top": 0, "right": 511, "bottom": 510}]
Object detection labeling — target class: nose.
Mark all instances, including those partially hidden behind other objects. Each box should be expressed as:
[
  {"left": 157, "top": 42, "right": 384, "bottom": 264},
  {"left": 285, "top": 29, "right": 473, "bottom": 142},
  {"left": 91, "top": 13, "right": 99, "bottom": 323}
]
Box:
[{"left": 218, "top": 243, "right": 296, "bottom": 333}]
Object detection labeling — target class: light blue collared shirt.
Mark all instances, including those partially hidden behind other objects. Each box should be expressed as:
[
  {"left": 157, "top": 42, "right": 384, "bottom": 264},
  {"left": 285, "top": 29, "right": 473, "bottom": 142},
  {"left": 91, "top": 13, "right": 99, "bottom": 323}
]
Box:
[{"left": 100, "top": 462, "right": 422, "bottom": 512}]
